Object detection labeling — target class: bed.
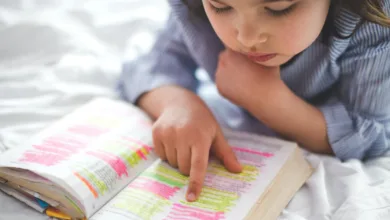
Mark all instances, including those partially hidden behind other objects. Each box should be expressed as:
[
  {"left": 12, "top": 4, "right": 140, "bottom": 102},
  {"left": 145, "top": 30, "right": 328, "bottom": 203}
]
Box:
[{"left": 1, "top": 0, "right": 390, "bottom": 219}]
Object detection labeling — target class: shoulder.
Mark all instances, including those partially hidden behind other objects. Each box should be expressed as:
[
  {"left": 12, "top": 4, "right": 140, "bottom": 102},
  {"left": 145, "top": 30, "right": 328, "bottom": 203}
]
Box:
[
  {"left": 166, "top": 0, "right": 212, "bottom": 36},
  {"left": 333, "top": 3, "right": 390, "bottom": 58},
  {"left": 163, "top": 0, "right": 224, "bottom": 73},
  {"left": 167, "top": 0, "right": 204, "bottom": 21}
]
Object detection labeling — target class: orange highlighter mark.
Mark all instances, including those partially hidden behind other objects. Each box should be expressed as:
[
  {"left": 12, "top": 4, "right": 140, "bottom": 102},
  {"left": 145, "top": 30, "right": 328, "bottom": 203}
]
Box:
[{"left": 74, "top": 172, "right": 98, "bottom": 198}]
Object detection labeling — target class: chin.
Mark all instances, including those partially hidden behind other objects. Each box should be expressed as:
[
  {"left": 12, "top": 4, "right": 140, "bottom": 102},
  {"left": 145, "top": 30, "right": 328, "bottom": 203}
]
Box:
[{"left": 253, "top": 55, "right": 294, "bottom": 67}]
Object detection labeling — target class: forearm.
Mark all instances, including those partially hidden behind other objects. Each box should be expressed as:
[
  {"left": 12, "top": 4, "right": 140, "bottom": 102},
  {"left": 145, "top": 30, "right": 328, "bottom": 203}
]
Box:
[
  {"left": 137, "top": 85, "right": 207, "bottom": 120},
  {"left": 244, "top": 81, "right": 333, "bottom": 155}
]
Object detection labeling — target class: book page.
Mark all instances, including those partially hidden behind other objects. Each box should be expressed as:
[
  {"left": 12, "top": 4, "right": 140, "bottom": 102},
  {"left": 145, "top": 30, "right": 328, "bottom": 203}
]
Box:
[
  {"left": 90, "top": 129, "right": 296, "bottom": 220},
  {"left": 0, "top": 98, "right": 158, "bottom": 217}
]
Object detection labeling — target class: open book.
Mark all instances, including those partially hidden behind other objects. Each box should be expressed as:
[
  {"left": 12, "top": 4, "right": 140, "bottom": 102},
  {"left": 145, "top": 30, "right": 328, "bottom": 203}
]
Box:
[{"left": 0, "top": 98, "right": 313, "bottom": 220}]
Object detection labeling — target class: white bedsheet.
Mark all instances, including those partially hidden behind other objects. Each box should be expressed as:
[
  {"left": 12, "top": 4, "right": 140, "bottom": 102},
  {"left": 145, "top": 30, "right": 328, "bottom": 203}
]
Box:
[{"left": 1, "top": 1, "right": 390, "bottom": 220}]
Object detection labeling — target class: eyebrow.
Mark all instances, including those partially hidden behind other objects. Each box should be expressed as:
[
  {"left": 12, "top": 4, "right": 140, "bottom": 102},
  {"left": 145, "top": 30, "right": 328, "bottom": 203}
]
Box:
[{"left": 211, "top": 0, "right": 294, "bottom": 3}]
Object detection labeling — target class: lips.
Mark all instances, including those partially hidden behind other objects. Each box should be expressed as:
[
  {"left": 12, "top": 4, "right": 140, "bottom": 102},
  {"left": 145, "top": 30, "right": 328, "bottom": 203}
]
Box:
[{"left": 245, "top": 53, "right": 277, "bottom": 63}]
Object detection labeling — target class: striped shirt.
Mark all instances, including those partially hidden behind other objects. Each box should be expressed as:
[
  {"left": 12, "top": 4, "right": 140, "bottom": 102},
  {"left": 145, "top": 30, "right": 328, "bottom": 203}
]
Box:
[{"left": 118, "top": 0, "right": 390, "bottom": 161}]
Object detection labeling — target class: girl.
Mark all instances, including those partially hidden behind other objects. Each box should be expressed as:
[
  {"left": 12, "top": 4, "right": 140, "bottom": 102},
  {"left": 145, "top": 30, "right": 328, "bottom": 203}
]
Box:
[{"left": 118, "top": 0, "right": 390, "bottom": 201}]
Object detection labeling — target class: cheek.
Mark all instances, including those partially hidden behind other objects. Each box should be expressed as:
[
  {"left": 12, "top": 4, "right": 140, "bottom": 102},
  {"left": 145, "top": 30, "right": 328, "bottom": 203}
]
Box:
[
  {"left": 274, "top": 25, "right": 302, "bottom": 54},
  {"left": 276, "top": 20, "right": 317, "bottom": 55},
  {"left": 210, "top": 18, "right": 235, "bottom": 46},
  {"left": 274, "top": 1, "right": 330, "bottom": 55},
  {"left": 203, "top": 4, "right": 237, "bottom": 48}
]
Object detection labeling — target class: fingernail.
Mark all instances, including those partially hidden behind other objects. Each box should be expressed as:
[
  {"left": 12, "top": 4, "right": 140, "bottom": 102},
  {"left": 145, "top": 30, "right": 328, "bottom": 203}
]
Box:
[{"left": 187, "top": 193, "right": 196, "bottom": 202}]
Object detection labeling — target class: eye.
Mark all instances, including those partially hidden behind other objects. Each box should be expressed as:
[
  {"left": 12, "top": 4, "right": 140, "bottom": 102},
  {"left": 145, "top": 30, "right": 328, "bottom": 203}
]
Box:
[
  {"left": 265, "top": 5, "right": 296, "bottom": 17},
  {"left": 213, "top": 6, "right": 232, "bottom": 13},
  {"left": 209, "top": 2, "right": 232, "bottom": 14}
]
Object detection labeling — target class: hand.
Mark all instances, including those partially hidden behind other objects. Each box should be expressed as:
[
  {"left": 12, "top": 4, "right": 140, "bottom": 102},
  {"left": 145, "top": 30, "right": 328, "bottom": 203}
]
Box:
[
  {"left": 215, "top": 49, "right": 281, "bottom": 108},
  {"left": 152, "top": 100, "right": 242, "bottom": 202}
]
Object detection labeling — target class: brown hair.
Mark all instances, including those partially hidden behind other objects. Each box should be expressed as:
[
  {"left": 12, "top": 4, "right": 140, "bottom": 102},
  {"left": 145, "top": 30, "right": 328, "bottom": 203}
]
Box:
[
  {"left": 339, "top": 0, "right": 390, "bottom": 27},
  {"left": 180, "top": 0, "right": 390, "bottom": 39}
]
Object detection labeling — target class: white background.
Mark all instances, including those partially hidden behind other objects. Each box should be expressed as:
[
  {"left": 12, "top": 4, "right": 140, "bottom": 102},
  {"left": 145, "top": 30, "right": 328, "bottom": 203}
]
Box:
[{"left": 1, "top": 0, "right": 390, "bottom": 219}]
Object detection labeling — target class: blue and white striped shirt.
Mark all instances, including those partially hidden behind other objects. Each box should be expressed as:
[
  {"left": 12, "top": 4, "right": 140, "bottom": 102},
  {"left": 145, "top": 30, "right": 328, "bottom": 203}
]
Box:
[{"left": 118, "top": 0, "right": 390, "bottom": 161}]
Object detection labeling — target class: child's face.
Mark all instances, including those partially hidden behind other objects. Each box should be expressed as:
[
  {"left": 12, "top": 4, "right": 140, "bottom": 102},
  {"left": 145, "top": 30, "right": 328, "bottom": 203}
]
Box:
[{"left": 203, "top": 0, "right": 331, "bottom": 67}]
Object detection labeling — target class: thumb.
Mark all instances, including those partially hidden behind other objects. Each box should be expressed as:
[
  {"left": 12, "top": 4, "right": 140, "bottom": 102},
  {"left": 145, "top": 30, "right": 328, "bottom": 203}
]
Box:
[{"left": 211, "top": 128, "right": 242, "bottom": 173}]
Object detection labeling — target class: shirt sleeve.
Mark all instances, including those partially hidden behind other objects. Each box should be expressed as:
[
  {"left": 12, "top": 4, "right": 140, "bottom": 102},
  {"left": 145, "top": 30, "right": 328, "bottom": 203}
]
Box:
[
  {"left": 318, "top": 21, "right": 390, "bottom": 161},
  {"left": 117, "top": 13, "right": 199, "bottom": 104}
]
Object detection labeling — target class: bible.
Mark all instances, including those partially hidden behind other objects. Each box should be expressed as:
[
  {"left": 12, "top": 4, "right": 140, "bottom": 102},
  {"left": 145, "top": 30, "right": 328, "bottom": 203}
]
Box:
[{"left": 0, "top": 98, "right": 313, "bottom": 220}]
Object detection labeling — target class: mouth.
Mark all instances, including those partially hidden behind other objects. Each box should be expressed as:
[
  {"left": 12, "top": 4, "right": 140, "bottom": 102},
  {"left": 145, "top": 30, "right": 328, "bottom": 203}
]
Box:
[{"left": 244, "top": 52, "right": 277, "bottom": 63}]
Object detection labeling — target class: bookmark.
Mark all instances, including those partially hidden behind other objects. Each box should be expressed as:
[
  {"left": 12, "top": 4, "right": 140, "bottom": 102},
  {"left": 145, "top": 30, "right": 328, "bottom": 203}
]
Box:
[
  {"left": 36, "top": 198, "right": 49, "bottom": 209},
  {"left": 11, "top": 183, "right": 60, "bottom": 207},
  {"left": 46, "top": 207, "right": 72, "bottom": 220},
  {"left": 0, "top": 183, "right": 45, "bottom": 213}
]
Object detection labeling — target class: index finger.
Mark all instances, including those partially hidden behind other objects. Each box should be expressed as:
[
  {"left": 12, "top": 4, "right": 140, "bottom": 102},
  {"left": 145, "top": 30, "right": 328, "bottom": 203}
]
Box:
[{"left": 186, "top": 145, "right": 209, "bottom": 202}]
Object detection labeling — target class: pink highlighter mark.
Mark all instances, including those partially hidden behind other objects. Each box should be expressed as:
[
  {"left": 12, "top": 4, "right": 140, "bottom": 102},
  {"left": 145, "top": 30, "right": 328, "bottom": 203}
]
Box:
[
  {"left": 129, "top": 177, "right": 180, "bottom": 199},
  {"left": 124, "top": 136, "right": 152, "bottom": 149},
  {"left": 68, "top": 124, "right": 109, "bottom": 137},
  {"left": 231, "top": 147, "right": 274, "bottom": 158},
  {"left": 32, "top": 137, "right": 85, "bottom": 156},
  {"left": 87, "top": 151, "right": 129, "bottom": 178},
  {"left": 166, "top": 203, "right": 225, "bottom": 220},
  {"left": 123, "top": 136, "right": 153, "bottom": 160},
  {"left": 135, "top": 149, "right": 147, "bottom": 160},
  {"left": 19, "top": 134, "right": 88, "bottom": 166},
  {"left": 40, "top": 135, "right": 86, "bottom": 151},
  {"left": 20, "top": 151, "right": 68, "bottom": 166}
]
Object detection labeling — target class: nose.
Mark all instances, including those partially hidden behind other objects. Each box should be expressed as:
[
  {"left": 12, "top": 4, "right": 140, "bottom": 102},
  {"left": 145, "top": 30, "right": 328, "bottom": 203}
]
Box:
[{"left": 235, "top": 19, "right": 267, "bottom": 48}]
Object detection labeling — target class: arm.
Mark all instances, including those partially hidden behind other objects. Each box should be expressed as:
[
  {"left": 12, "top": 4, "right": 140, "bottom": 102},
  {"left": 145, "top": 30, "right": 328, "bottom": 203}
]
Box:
[
  {"left": 117, "top": 13, "right": 199, "bottom": 117},
  {"left": 243, "top": 26, "right": 390, "bottom": 160},
  {"left": 243, "top": 80, "right": 333, "bottom": 155},
  {"left": 216, "top": 22, "right": 390, "bottom": 161},
  {"left": 118, "top": 13, "right": 242, "bottom": 201},
  {"left": 215, "top": 51, "right": 333, "bottom": 154},
  {"left": 137, "top": 85, "right": 207, "bottom": 120}
]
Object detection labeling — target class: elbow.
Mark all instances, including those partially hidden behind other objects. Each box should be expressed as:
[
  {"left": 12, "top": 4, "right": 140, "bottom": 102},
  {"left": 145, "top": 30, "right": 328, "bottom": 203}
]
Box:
[{"left": 328, "top": 117, "right": 390, "bottom": 161}]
